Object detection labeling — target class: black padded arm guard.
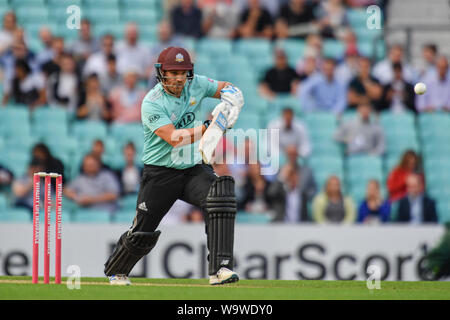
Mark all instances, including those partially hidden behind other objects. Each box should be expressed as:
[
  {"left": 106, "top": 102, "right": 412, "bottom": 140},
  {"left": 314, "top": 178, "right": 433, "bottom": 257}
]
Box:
[
  {"left": 203, "top": 176, "right": 237, "bottom": 275},
  {"left": 104, "top": 230, "right": 161, "bottom": 276}
]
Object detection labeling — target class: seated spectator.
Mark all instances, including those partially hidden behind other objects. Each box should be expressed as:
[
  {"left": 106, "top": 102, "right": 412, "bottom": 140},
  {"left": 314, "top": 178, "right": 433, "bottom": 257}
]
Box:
[
  {"left": 357, "top": 179, "right": 390, "bottom": 224},
  {"left": 387, "top": 150, "right": 424, "bottom": 202},
  {"left": 47, "top": 53, "right": 82, "bottom": 113},
  {"left": 334, "top": 102, "right": 385, "bottom": 156},
  {"left": 201, "top": 0, "right": 240, "bottom": 38},
  {"left": 237, "top": 162, "right": 272, "bottom": 213},
  {"left": 184, "top": 207, "right": 204, "bottom": 223},
  {"left": 372, "top": 44, "right": 417, "bottom": 85},
  {"left": 312, "top": 175, "right": 356, "bottom": 224},
  {"left": 274, "top": 0, "right": 317, "bottom": 39},
  {"left": 259, "top": 49, "right": 300, "bottom": 100},
  {"left": 315, "top": 0, "right": 348, "bottom": 39},
  {"left": 68, "top": 19, "right": 99, "bottom": 64},
  {"left": 379, "top": 62, "right": 415, "bottom": 113},
  {"left": 2, "top": 59, "right": 46, "bottom": 108},
  {"left": 148, "top": 20, "right": 184, "bottom": 88},
  {"left": 35, "top": 27, "right": 54, "bottom": 67},
  {"left": 0, "top": 164, "right": 14, "bottom": 192},
  {"left": 77, "top": 74, "right": 111, "bottom": 122},
  {"left": 64, "top": 154, "right": 120, "bottom": 214},
  {"left": 335, "top": 40, "right": 360, "bottom": 86},
  {"left": 100, "top": 54, "right": 121, "bottom": 94},
  {"left": 347, "top": 56, "right": 383, "bottom": 111},
  {"left": 116, "top": 23, "right": 151, "bottom": 79},
  {"left": 418, "top": 43, "right": 438, "bottom": 81},
  {"left": 83, "top": 34, "right": 115, "bottom": 79},
  {"left": 298, "top": 58, "right": 347, "bottom": 115},
  {"left": 295, "top": 34, "right": 323, "bottom": 76},
  {"left": 237, "top": 0, "right": 273, "bottom": 39},
  {"left": 12, "top": 158, "right": 45, "bottom": 213},
  {"left": 416, "top": 56, "right": 450, "bottom": 113},
  {"left": 31, "top": 143, "right": 65, "bottom": 180},
  {"left": 115, "top": 142, "right": 142, "bottom": 195},
  {"left": 88, "top": 139, "right": 112, "bottom": 172},
  {"left": 171, "top": 0, "right": 203, "bottom": 38},
  {"left": 396, "top": 174, "right": 438, "bottom": 224},
  {"left": 297, "top": 53, "right": 318, "bottom": 81},
  {"left": 40, "top": 37, "right": 65, "bottom": 77},
  {"left": 0, "top": 11, "right": 18, "bottom": 55},
  {"left": 108, "top": 70, "right": 146, "bottom": 123},
  {"left": 267, "top": 108, "right": 311, "bottom": 158}
]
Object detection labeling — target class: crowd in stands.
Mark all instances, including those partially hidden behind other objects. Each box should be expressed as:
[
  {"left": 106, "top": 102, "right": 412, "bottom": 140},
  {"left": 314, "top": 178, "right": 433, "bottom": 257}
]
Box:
[{"left": 0, "top": 0, "right": 449, "bottom": 225}]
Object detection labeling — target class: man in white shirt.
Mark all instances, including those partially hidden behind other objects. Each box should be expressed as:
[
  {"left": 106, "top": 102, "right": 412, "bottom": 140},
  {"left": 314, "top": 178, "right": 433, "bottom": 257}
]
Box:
[
  {"left": 372, "top": 44, "right": 417, "bottom": 85},
  {"left": 83, "top": 34, "right": 115, "bottom": 79}
]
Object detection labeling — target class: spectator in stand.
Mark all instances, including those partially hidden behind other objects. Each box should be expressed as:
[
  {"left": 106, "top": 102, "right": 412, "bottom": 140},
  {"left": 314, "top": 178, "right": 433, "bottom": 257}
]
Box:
[
  {"left": 274, "top": 0, "right": 317, "bottom": 39},
  {"left": 68, "top": 19, "right": 99, "bottom": 64},
  {"left": 12, "top": 157, "right": 45, "bottom": 213},
  {"left": 334, "top": 102, "right": 385, "bottom": 156},
  {"left": 418, "top": 43, "right": 438, "bottom": 81},
  {"left": 148, "top": 21, "right": 184, "bottom": 89},
  {"left": 64, "top": 153, "right": 120, "bottom": 214},
  {"left": 0, "top": 164, "right": 14, "bottom": 193},
  {"left": 201, "top": 0, "right": 241, "bottom": 38},
  {"left": 87, "top": 139, "right": 112, "bottom": 172},
  {"left": 298, "top": 58, "right": 347, "bottom": 115},
  {"left": 335, "top": 35, "right": 360, "bottom": 86},
  {"left": 83, "top": 34, "right": 115, "bottom": 79},
  {"left": 99, "top": 54, "right": 121, "bottom": 94},
  {"left": 237, "top": 162, "right": 272, "bottom": 214},
  {"left": 347, "top": 56, "right": 383, "bottom": 111},
  {"left": 31, "top": 143, "right": 65, "bottom": 180},
  {"left": 372, "top": 44, "right": 417, "bottom": 85},
  {"left": 315, "top": 0, "right": 348, "bottom": 39},
  {"left": 108, "top": 70, "right": 146, "bottom": 123},
  {"left": 267, "top": 107, "right": 311, "bottom": 158},
  {"left": 47, "top": 53, "right": 82, "bottom": 113},
  {"left": 77, "top": 73, "right": 111, "bottom": 122},
  {"left": 312, "top": 175, "right": 356, "bottom": 224},
  {"left": 116, "top": 23, "right": 151, "bottom": 80},
  {"left": 380, "top": 62, "right": 416, "bottom": 114},
  {"left": 259, "top": 49, "right": 300, "bottom": 100},
  {"left": 295, "top": 34, "right": 323, "bottom": 76},
  {"left": 416, "top": 56, "right": 450, "bottom": 113},
  {"left": 297, "top": 52, "right": 318, "bottom": 81},
  {"left": 171, "top": 0, "right": 203, "bottom": 38},
  {"left": 2, "top": 59, "right": 46, "bottom": 107},
  {"left": 387, "top": 149, "right": 424, "bottom": 202},
  {"left": 35, "top": 27, "right": 54, "bottom": 67},
  {"left": 357, "top": 179, "right": 390, "bottom": 224},
  {"left": 237, "top": 0, "right": 273, "bottom": 39},
  {"left": 115, "top": 142, "right": 142, "bottom": 196},
  {"left": 1, "top": 40, "right": 38, "bottom": 91},
  {"left": 396, "top": 174, "right": 438, "bottom": 224},
  {"left": 0, "top": 11, "right": 18, "bottom": 55},
  {"left": 40, "top": 37, "right": 65, "bottom": 77},
  {"left": 268, "top": 163, "right": 309, "bottom": 222}
]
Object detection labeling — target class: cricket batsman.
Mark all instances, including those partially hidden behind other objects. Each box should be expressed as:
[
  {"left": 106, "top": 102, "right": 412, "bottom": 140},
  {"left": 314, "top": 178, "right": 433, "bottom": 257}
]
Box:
[{"left": 104, "top": 47, "right": 244, "bottom": 285}]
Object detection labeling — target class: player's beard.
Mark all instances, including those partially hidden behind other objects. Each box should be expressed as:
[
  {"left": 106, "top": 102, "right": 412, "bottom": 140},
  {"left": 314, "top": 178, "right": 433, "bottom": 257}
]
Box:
[{"left": 162, "top": 80, "right": 186, "bottom": 97}]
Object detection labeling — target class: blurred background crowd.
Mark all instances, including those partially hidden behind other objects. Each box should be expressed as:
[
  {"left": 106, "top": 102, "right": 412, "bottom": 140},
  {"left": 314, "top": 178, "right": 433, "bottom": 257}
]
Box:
[{"left": 0, "top": 0, "right": 449, "bottom": 225}]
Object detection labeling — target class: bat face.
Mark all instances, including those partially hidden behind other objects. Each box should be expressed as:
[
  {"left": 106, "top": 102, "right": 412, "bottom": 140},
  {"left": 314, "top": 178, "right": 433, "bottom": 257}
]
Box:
[{"left": 199, "top": 111, "right": 228, "bottom": 164}]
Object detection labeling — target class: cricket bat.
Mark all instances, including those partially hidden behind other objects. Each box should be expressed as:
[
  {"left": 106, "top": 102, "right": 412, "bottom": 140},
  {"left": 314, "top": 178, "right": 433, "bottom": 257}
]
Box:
[{"left": 199, "top": 110, "right": 228, "bottom": 164}]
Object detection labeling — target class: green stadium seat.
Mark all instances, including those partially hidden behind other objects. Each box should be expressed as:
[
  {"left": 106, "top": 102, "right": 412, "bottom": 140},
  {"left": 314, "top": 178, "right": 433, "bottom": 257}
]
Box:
[
  {"left": 313, "top": 170, "right": 345, "bottom": 192},
  {"left": 0, "top": 194, "right": 9, "bottom": 211},
  {"left": 233, "top": 113, "right": 262, "bottom": 130},
  {"left": 234, "top": 39, "right": 272, "bottom": 60},
  {"left": 2, "top": 135, "right": 39, "bottom": 154},
  {"left": 418, "top": 112, "right": 450, "bottom": 129},
  {"left": 16, "top": 7, "right": 49, "bottom": 24},
  {"left": 308, "top": 156, "right": 344, "bottom": 175},
  {"left": 357, "top": 40, "right": 386, "bottom": 60},
  {"left": 437, "top": 200, "right": 450, "bottom": 224},
  {"left": 245, "top": 96, "right": 270, "bottom": 114},
  {"left": 48, "top": 0, "right": 82, "bottom": 8},
  {"left": 11, "top": 0, "right": 46, "bottom": 8},
  {"left": 71, "top": 120, "right": 108, "bottom": 141},
  {"left": 379, "top": 111, "right": 415, "bottom": 128},
  {"left": 119, "top": 194, "right": 137, "bottom": 211},
  {"left": 346, "top": 9, "right": 370, "bottom": 28},
  {"left": 84, "top": 8, "right": 120, "bottom": 24},
  {"left": 0, "top": 150, "right": 31, "bottom": 178},
  {"left": 0, "top": 208, "right": 32, "bottom": 222},
  {"left": 248, "top": 54, "right": 273, "bottom": 80},
  {"left": 274, "top": 39, "right": 306, "bottom": 67},
  {"left": 122, "top": 9, "right": 158, "bottom": 24},
  {"left": 197, "top": 39, "right": 233, "bottom": 57},
  {"left": 268, "top": 95, "right": 301, "bottom": 118},
  {"left": 120, "top": 0, "right": 158, "bottom": 9},
  {"left": 84, "top": 0, "right": 120, "bottom": 8},
  {"left": 72, "top": 209, "right": 112, "bottom": 223},
  {"left": 310, "top": 140, "right": 342, "bottom": 157},
  {"left": 353, "top": 27, "right": 383, "bottom": 44},
  {"left": 236, "top": 212, "right": 272, "bottom": 224},
  {"left": 114, "top": 210, "right": 136, "bottom": 224},
  {"left": 323, "top": 40, "right": 345, "bottom": 59},
  {"left": 93, "top": 23, "right": 125, "bottom": 40},
  {"left": 0, "top": 106, "right": 30, "bottom": 138}
]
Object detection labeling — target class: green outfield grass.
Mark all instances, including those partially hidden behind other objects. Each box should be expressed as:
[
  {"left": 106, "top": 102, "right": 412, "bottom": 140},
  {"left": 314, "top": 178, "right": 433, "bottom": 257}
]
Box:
[{"left": 0, "top": 276, "right": 449, "bottom": 300}]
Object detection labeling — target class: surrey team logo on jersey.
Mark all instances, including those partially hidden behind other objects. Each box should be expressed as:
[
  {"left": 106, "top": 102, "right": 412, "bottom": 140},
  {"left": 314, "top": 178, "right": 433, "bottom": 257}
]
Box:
[
  {"left": 189, "top": 97, "right": 197, "bottom": 106},
  {"left": 175, "top": 53, "right": 184, "bottom": 62}
]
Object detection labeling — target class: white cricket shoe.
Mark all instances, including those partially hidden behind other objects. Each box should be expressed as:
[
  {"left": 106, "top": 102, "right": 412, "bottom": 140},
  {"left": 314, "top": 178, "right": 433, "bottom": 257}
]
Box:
[
  {"left": 108, "top": 274, "right": 131, "bottom": 286},
  {"left": 209, "top": 267, "right": 239, "bottom": 285}
]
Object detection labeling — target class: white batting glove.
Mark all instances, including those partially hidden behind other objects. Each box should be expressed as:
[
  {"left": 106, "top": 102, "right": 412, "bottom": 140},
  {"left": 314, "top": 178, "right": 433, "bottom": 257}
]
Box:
[
  {"left": 220, "top": 85, "right": 244, "bottom": 111},
  {"left": 211, "top": 101, "right": 238, "bottom": 129}
]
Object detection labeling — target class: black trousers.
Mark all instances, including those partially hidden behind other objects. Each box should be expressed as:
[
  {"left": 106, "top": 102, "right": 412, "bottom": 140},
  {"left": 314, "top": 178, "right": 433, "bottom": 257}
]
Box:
[{"left": 130, "top": 163, "right": 217, "bottom": 233}]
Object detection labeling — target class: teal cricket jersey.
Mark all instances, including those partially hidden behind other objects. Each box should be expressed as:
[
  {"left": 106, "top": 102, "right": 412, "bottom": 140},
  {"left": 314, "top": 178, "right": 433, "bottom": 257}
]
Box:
[{"left": 141, "top": 74, "right": 219, "bottom": 169}]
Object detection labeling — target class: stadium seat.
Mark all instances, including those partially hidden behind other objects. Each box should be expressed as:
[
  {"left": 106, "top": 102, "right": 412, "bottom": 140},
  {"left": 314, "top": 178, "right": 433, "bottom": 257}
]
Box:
[
  {"left": 234, "top": 39, "right": 272, "bottom": 60},
  {"left": 11, "top": 0, "right": 46, "bottom": 8},
  {"left": 0, "top": 150, "right": 31, "bottom": 178},
  {"left": 119, "top": 195, "right": 138, "bottom": 211},
  {"left": 418, "top": 112, "right": 450, "bottom": 129},
  {"left": 71, "top": 120, "right": 108, "bottom": 141},
  {"left": 48, "top": 0, "right": 82, "bottom": 8},
  {"left": 236, "top": 212, "right": 272, "bottom": 224},
  {"left": 84, "top": 8, "right": 121, "bottom": 24},
  {"left": 122, "top": 9, "right": 158, "bottom": 24},
  {"left": 437, "top": 200, "right": 450, "bottom": 224},
  {"left": 0, "top": 194, "right": 9, "bottom": 212},
  {"left": 16, "top": 7, "right": 49, "bottom": 24},
  {"left": 120, "top": 0, "right": 159, "bottom": 9},
  {"left": 346, "top": 9, "right": 370, "bottom": 29},
  {"left": 196, "top": 39, "right": 233, "bottom": 58},
  {"left": 72, "top": 209, "right": 112, "bottom": 223},
  {"left": 85, "top": 0, "right": 120, "bottom": 8},
  {"left": 323, "top": 40, "right": 345, "bottom": 59},
  {"left": 274, "top": 39, "right": 306, "bottom": 67},
  {"left": 0, "top": 208, "right": 31, "bottom": 223},
  {"left": 0, "top": 107, "right": 30, "bottom": 138},
  {"left": 114, "top": 210, "right": 136, "bottom": 223}
]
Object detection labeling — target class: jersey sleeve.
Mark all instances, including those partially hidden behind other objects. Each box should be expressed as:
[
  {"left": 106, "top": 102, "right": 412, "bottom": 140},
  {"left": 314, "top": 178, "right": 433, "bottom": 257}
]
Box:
[
  {"left": 141, "top": 98, "right": 172, "bottom": 132},
  {"left": 194, "top": 74, "right": 219, "bottom": 98}
]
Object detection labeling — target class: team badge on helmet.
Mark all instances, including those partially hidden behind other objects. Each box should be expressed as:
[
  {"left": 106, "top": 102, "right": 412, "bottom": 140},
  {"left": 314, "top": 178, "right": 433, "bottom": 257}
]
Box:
[{"left": 175, "top": 53, "right": 184, "bottom": 62}]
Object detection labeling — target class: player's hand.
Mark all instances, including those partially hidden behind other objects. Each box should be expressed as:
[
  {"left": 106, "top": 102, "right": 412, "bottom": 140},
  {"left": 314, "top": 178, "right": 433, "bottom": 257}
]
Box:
[
  {"left": 211, "top": 101, "right": 238, "bottom": 129},
  {"left": 220, "top": 85, "right": 244, "bottom": 110}
]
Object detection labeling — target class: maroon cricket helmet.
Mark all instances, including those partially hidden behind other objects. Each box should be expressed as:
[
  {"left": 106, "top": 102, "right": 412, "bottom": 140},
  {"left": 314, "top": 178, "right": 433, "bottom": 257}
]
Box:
[{"left": 156, "top": 47, "right": 193, "bottom": 71}]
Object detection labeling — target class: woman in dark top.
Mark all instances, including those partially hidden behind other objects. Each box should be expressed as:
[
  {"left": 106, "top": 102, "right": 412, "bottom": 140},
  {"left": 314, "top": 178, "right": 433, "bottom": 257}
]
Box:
[{"left": 358, "top": 179, "right": 391, "bottom": 224}]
